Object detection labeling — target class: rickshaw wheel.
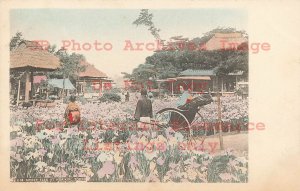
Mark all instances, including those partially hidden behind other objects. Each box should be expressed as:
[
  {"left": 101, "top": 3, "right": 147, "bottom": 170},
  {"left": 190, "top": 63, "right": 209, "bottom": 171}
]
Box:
[{"left": 155, "top": 108, "right": 192, "bottom": 140}]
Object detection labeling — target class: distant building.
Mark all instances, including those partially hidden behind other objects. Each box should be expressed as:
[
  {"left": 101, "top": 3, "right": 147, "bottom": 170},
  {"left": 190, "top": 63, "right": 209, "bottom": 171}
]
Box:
[
  {"left": 205, "top": 32, "right": 247, "bottom": 50},
  {"left": 157, "top": 69, "right": 247, "bottom": 95},
  {"left": 77, "top": 61, "right": 112, "bottom": 98},
  {"left": 157, "top": 32, "right": 248, "bottom": 96}
]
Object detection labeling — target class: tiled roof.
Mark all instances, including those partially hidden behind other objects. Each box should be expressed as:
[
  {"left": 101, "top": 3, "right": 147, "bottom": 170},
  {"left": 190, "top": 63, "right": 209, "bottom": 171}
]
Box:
[
  {"left": 179, "top": 69, "right": 244, "bottom": 76},
  {"left": 79, "top": 61, "right": 108, "bottom": 78},
  {"left": 179, "top": 69, "right": 216, "bottom": 76}
]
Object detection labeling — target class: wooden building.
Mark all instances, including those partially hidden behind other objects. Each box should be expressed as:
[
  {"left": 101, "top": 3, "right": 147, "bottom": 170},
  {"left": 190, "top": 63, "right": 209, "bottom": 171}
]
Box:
[
  {"left": 10, "top": 41, "right": 60, "bottom": 105},
  {"left": 76, "top": 61, "right": 112, "bottom": 98},
  {"left": 157, "top": 69, "right": 247, "bottom": 95}
]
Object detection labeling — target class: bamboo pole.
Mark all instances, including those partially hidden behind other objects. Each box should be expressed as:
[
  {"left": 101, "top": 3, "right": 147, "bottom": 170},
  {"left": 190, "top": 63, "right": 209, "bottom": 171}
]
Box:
[
  {"left": 83, "top": 78, "right": 85, "bottom": 96},
  {"left": 191, "top": 79, "right": 194, "bottom": 92},
  {"left": 221, "top": 77, "right": 224, "bottom": 95},
  {"left": 25, "top": 70, "right": 30, "bottom": 102},
  {"left": 30, "top": 71, "right": 34, "bottom": 99},
  {"left": 99, "top": 79, "right": 102, "bottom": 96},
  {"left": 62, "top": 75, "right": 66, "bottom": 99},
  {"left": 16, "top": 79, "right": 20, "bottom": 106},
  {"left": 217, "top": 76, "right": 224, "bottom": 150}
]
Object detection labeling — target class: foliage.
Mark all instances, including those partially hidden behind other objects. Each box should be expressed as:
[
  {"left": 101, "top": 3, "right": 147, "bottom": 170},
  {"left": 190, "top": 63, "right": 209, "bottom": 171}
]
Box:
[
  {"left": 129, "top": 11, "right": 249, "bottom": 85},
  {"left": 133, "top": 9, "right": 161, "bottom": 40},
  {"left": 105, "top": 87, "right": 122, "bottom": 94},
  {"left": 126, "top": 48, "right": 248, "bottom": 85},
  {"left": 10, "top": 32, "right": 24, "bottom": 51},
  {"left": 49, "top": 50, "right": 86, "bottom": 81},
  {"left": 99, "top": 93, "right": 121, "bottom": 103},
  {"left": 129, "top": 23, "right": 248, "bottom": 82},
  {"left": 10, "top": 117, "right": 248, "bottom": 182},
  {"left": 63, "top": 95, "right": 88, "bottom": 104}
]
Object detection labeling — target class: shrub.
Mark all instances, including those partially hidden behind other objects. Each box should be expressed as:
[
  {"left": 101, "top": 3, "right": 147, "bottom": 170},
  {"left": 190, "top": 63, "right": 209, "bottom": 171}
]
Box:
[
  {"left": 63, "top": 95, "right": 87, "bottom": 104},
  {"left": 99, "top": 93, "right": 121, "bottom": 102},
  {"left": 22, "top": 102, "right": 33, "bottom": 108}
]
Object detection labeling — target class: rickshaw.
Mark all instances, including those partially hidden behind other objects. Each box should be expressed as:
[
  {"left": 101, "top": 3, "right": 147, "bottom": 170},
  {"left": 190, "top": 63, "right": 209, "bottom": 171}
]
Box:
[{"left": 154, "top": 94, "right": 213, "bottom": 142}]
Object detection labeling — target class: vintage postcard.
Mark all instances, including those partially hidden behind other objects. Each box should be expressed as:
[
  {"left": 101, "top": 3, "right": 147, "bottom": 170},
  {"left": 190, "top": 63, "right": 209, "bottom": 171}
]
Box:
[{"left": 0, "top": 0, "right": 299, "bottom": 190}]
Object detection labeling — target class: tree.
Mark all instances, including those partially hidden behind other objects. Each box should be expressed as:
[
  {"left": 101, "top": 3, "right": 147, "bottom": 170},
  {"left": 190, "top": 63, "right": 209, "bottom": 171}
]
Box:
[
  {"left": 47, "top": 44, "right": 57, "bottom": 54},
  {"left": 133, "top": 9, "right": 161, "bottom": 40},
  {"left": 10, "top": 32, "right": 24, "bottom": 51},
  {"left": 47, "top": 48, "right": 86, "bottom": 97},
  {"left": 130, "top": 11, "right": 249, "bottom": 81}
]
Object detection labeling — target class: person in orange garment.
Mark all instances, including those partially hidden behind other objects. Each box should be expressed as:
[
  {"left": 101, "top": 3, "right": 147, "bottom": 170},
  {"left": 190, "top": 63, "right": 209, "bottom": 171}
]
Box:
[{"left": 64, "top": 95, "right": 81, "bottom": 127}]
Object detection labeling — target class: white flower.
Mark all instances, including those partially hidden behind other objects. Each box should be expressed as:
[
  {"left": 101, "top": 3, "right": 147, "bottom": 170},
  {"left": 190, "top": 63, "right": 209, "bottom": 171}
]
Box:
[
  {"left": 49, "top": 166, "right": 56, "bottom": 171},
  {"left": 113, "top": 151, "right": 123, "bottom": 164},
  {"left": 167, "top": 136, "right": 178, "bottom": 147},
  {"left": 47, "top": 153, "right": 53, "bottom": 159},
  {"left": 235, "top": 157, "right": 247, "bottom": 164},
  {"left": 132, "top": 169, "right": 143, "bottom": 179},
  {"left": 24, "top": 136, "right": 42, "bottom": 148},
  {"left": 11, "top": 125, "right": 22, "bottom": 132},
  {"left": 97, "top": 152, "right": 114, "bottom": 162},
  {"left": 113, "top": 130, "right": 119, "bottom": 136},
  {"left": 174, "top": 132, "right": 184, "bottom": 142},
  {"left": 137, "top": 136, "right": 148, "bottom": 146},
  {"left": 59, "top": 139, "right": 67, "bottom": 147},
  {"left": 149, "top": 161, "right": 156, "bottom": 171},
  {"left": 156, "top": 135, "right": 167, "bottom": 143},
  {"left": 43, "top": 129, "right": 55, "bottom": 136},
  {"left": 150, "top": 131, "right": 157, "bottom": 139},
  {"left": 60, "top": 132, "right": 69, "bottom": 139},
  {"left": 36, "top": 132, "right": 47, "bottom": 140},
  {"left": 35, "top": 161, "right": 47, "bottom": 171},
  {"left": 143, "top": 149, "right": 158, "bottom": 161}
]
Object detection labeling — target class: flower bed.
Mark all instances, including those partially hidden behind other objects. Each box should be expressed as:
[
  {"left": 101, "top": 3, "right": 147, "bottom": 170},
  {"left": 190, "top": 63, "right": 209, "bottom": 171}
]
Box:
[{"left": 10, "top": 96, "right": 248, "bottom": 182}]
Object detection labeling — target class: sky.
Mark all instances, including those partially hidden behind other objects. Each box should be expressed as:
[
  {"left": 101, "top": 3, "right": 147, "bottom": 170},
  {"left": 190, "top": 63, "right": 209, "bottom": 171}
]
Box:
[{"left": 10, "top": 9, "right": 247, "bottom": 84}]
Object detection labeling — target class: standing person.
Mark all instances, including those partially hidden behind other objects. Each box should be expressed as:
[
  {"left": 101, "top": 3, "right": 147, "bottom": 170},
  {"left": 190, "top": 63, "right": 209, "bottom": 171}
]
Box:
[
  {"left": 125, "top": 91, "right": 129, "bottom": 102},
  {"left": 121, "top": 91, "right": 125, "bottom": 103},
  {"left": 64, "top": 95, "right": 81, "bottom": 127},
  {"left": 134, "top": 89, "right": 153, "bottom": 125},
  {"left": 135, "top": 90, "right": 140, "bottom": 100}
]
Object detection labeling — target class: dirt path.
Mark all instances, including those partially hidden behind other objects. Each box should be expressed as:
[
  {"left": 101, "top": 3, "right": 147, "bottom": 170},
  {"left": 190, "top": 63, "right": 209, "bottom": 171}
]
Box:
[{"left": 198, "top": 132, "right": 248, "bottom": 155}]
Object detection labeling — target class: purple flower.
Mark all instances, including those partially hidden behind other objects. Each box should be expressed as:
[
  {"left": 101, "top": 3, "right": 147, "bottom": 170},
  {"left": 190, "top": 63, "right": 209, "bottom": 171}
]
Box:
[
  {"left": 129, "top": 134, "right": 138, "bottom": 143},
  {"left": 54, "top": 169, "right": 68, "bottom": 178},
  {"left": 38, "top": 148, "right": 47, "bottom": 156},
  {"left": 169, "top": 162, "right": 179, "bottom": 169},
  {"left": 128, "top": 155, "right": 138, "bottom": 169},
  {"left": 97, "top": 161, "right": 115, "bottom": 178},
  {"left": 157, "top": 156, "right": 165, "bottom": 166},
  {"left": 50, "top": 136, "right": 60, "bottom": 144},
  {"left": 11, "top": 137, "right": 24, "bottom": 147}
]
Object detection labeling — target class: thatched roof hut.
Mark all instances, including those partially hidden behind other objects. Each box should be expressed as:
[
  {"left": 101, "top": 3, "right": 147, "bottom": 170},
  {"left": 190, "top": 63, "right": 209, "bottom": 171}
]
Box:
[
  {"left": 10, "top": 41, "right": 60, "bottom": 70},
  {"left": 10, "top": 41, "right": 60, "bottom": 103}
]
